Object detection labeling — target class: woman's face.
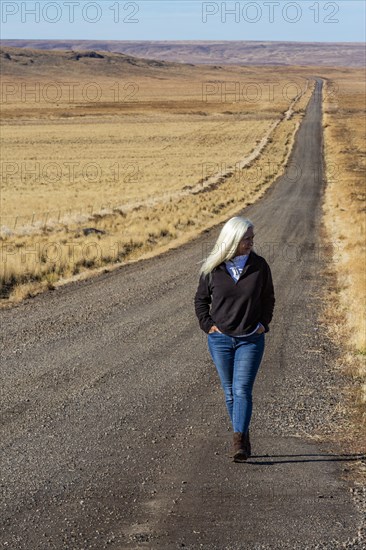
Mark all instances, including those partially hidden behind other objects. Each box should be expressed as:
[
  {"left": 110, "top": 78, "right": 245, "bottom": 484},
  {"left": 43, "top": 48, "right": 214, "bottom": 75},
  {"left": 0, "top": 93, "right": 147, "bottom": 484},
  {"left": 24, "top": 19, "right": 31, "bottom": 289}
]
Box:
[{"left": 234, "top": 226, "right": 254, "bottom": 256}]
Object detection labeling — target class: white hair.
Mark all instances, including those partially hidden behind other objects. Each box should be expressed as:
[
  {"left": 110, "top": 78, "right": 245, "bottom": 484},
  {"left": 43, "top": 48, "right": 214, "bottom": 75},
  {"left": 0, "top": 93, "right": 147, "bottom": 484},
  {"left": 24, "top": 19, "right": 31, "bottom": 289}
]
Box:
[{"left": 199, "top": 216, "right": 254, "bottom": 276}]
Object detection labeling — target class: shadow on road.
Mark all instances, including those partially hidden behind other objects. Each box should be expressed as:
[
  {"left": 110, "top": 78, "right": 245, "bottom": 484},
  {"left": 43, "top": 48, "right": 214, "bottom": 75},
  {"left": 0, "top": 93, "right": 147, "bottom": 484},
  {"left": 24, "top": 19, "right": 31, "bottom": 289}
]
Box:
[{"left": 248, "top": 453, "right": 366, "bottom": 465}]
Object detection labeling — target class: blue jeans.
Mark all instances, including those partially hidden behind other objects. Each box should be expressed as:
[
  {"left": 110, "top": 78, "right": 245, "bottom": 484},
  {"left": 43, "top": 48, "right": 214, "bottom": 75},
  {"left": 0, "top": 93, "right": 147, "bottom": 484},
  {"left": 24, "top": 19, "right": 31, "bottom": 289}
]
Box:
[{"left": 207, "top": 331, "right": 265, "bottom": 434}]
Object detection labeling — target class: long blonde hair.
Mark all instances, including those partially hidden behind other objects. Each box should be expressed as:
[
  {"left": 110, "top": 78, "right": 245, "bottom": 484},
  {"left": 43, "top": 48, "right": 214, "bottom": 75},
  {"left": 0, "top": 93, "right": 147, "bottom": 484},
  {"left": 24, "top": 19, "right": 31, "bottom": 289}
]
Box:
[{"left": 199, "top": 216, "right": 254, "bottom": 276}]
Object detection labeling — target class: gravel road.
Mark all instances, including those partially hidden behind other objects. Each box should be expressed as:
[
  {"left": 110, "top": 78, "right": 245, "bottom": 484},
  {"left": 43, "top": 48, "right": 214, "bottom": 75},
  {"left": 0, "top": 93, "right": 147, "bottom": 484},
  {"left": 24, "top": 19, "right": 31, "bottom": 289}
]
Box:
[{"left": 1, "top": 79, "right": 365, "bottom": 549}]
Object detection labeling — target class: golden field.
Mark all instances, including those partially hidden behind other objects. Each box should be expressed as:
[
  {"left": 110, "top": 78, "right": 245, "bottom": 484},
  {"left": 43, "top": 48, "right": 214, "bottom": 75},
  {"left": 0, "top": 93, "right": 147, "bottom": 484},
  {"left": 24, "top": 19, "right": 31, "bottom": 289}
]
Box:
[
  {"left": 1, "top": 47, "right": 313, "bottom": 302},
  {"left": 1, "top": 114, "right": 279, "bottom": 222},
  {"left": 321, "top": 69, "right": 366, "bottom": 418}
]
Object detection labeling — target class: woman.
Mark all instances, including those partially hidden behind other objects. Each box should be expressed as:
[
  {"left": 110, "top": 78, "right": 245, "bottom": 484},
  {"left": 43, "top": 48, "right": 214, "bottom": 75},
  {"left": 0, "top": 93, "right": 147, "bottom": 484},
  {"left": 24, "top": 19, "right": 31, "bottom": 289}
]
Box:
[{"left": 194, "top": 216, "right": 275, "bottom": 462}]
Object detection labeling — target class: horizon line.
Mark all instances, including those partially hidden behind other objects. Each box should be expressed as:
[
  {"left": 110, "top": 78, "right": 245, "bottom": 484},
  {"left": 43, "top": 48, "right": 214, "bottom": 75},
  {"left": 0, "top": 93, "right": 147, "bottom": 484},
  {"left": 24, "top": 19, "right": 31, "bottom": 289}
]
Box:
[{"left": 2, "top": 38, "right": 366, "bottom": 45}]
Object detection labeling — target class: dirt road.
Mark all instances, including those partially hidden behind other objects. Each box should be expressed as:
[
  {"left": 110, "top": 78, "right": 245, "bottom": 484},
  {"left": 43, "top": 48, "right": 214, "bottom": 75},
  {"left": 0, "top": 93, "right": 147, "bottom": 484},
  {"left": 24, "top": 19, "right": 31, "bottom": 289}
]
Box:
[{"left": 1, "top": 80, "right": 364, "bottom": 549}]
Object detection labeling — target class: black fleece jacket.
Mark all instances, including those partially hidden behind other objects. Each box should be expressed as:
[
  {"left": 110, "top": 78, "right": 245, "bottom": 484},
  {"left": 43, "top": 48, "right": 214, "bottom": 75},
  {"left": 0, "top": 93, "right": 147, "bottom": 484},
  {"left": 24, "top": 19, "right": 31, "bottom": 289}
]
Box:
[{"left": 194, "top": 250, "right": 275, "bottom": 336}]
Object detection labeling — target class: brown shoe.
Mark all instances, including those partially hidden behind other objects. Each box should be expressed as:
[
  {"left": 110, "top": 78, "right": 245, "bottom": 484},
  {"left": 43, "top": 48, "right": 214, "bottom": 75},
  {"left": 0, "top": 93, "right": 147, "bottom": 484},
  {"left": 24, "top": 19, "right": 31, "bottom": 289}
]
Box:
[
  {"left": 232, "top": 432, "right": 248, "bottom": 462},
  {"left": 241, "top": 430, "right": 251, "bottom": 458}
]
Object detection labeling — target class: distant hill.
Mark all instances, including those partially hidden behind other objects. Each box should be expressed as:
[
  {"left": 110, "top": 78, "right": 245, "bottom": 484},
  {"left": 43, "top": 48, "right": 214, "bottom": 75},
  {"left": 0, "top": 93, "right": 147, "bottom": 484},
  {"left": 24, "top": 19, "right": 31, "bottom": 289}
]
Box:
[
  {"left": 1, "top": 39, "right": 365, "bottom": 67},
  {"left": 0, "top": 45, "right": 192, "bottom": 78}
]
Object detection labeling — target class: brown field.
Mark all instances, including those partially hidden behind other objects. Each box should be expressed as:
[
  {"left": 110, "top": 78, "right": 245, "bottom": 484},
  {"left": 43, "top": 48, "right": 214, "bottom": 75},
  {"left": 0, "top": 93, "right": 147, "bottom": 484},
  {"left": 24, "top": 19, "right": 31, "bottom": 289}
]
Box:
[
  {"left": 321, "top": 68, "right": 366, "bottom": 413},
  {"left": 1, "top": 47, "right": 313, "bottom": 302}
]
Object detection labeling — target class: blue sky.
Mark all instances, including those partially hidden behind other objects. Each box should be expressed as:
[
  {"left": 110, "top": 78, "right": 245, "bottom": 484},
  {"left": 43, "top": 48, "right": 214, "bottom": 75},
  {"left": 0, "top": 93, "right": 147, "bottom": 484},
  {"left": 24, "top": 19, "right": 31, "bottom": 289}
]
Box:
[{"left": 1, "top": 1, "right": 365, "bottom": 42}]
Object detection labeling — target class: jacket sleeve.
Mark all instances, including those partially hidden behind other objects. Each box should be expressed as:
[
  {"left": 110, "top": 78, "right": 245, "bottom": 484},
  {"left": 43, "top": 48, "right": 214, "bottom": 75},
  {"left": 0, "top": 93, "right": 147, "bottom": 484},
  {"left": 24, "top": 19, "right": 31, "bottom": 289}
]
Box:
[
  {"left": 194, "top": 273, "right": 215, "bottom": 334},
  {"left": 260, "top": 260, "right": 275, "bottom": 333}
]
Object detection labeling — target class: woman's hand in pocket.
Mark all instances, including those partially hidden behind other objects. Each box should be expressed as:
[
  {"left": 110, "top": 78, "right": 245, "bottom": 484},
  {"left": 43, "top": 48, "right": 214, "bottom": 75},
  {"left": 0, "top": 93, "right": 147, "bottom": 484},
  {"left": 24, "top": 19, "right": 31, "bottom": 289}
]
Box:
[{"left": 208, "top": 325, "right": 222, "bottom": 334}]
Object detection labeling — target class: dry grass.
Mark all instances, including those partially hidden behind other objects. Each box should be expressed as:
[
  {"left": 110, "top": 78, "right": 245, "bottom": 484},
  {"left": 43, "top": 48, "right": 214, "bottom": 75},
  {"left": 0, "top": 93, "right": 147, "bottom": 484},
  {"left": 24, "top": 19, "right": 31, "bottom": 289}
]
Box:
[
  {"left": 321, "top": 69, "right": 366, "bottom": 426},
  {"left": 0, "top": 48, "right": 314, "bottom": 304},
  {"left": 1, "top": 114, "right": 275, "bottom": 222}
]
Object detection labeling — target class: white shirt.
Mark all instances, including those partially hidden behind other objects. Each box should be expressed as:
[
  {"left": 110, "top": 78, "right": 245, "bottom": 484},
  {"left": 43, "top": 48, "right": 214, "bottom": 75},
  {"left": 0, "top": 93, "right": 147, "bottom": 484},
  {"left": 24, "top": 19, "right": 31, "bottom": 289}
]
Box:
[{"left": 224, "top": 254, "right": 249, "bottom": 283}]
